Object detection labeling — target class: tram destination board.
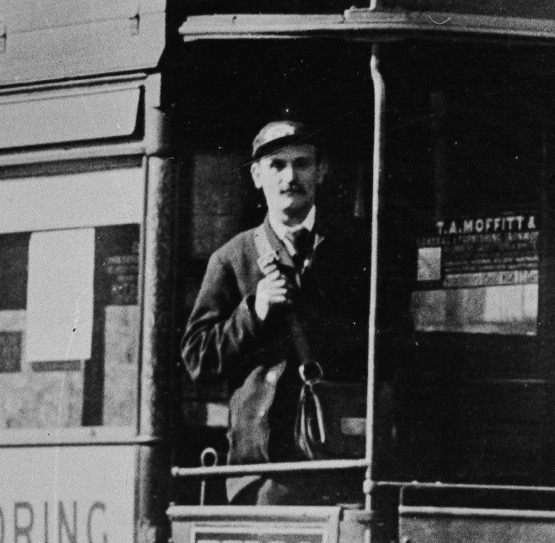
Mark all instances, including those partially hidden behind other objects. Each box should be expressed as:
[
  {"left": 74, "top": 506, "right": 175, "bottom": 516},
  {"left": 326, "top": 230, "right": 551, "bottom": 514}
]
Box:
[{"left": 168, "top": 506, "right": 341, "bottom": 543}]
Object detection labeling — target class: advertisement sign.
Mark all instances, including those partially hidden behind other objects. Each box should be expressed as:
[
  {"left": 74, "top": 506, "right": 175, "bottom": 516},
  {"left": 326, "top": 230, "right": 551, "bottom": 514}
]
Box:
[
  {"left": 417, "top": 213, "right": 538, "bottom": 289},
  {"left": 0, "top": 445, "right": 135, "bottom": 543},
  {"left": 413, "top": 213, "right": 538, "bottom": 335}
]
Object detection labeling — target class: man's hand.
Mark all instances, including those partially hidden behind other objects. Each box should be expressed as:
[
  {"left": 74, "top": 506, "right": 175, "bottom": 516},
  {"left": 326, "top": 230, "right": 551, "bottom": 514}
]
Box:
[{"left": 254, "top": 268, "right": 291, "bottom": 321}]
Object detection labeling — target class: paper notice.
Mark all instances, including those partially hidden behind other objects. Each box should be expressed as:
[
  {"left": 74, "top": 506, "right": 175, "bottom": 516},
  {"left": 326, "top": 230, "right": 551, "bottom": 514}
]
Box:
[
  {"left": 26, "top": 229, "right": 95, "bottom": 364},
  {"left": 417, "top": 247, "right": 442, "bottom": 282}
]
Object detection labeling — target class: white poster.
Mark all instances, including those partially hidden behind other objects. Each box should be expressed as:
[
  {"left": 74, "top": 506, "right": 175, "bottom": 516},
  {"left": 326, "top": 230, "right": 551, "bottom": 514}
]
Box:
[{"left": 26, "top": 229, "right": 95, "bottom": 364}]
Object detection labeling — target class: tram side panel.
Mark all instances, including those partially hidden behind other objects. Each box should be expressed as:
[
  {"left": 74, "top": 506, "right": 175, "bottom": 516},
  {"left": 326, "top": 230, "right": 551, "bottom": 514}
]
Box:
[
  {"left": 0, "top": 161, "right": 146, "bottom": 543},
  {"left": 0, "top": 446, "right": 136, "bottom": 543},
  {"left": 0, "top": 68, "right": 177, "bottom": 543}
]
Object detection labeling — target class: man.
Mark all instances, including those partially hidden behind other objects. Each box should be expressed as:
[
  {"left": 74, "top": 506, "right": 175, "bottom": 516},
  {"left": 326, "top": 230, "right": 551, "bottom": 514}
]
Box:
[{"left": 182, "top": 120, "right": 370, "bottom": 504}]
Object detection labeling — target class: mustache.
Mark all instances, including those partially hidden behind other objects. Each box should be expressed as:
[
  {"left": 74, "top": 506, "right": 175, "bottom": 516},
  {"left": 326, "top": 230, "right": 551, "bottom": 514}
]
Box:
[{"left": 280, "top": 185, "right": 306, "bottom": 195}]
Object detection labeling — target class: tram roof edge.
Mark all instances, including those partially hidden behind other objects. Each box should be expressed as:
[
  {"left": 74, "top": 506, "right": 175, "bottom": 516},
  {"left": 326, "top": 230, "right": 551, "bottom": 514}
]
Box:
[
  {"left": 179, "top": 10, "right": 555, "bottom": 43},
  {"left": 381, "top": 0, "right": 555, "bottom": 20}
]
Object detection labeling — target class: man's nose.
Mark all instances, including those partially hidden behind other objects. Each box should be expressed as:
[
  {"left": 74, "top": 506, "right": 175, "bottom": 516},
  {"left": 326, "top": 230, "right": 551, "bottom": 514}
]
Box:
[{"left": 281, "top": 164, "right": 297, "bottom": 184}]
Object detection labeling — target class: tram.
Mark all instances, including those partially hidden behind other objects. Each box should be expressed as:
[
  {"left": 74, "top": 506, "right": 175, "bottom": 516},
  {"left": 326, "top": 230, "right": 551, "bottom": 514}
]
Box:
[{"left": 2, "top": 0, "right": 555, "bottom": 542}]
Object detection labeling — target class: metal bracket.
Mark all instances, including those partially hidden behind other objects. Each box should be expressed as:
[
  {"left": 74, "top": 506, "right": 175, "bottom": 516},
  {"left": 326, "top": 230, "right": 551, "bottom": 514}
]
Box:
[
  {"left": 341, "top": 509, "right": 380, "bottom": 525},
  {"left": 129, "top": 1, "right": 140, "bottom": 36}
]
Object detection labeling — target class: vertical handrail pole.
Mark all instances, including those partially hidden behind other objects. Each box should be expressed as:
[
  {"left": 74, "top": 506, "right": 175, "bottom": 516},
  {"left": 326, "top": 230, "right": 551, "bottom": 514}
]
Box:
[{"left": 366, "top": 44, "right": 386, "bottom": 518}]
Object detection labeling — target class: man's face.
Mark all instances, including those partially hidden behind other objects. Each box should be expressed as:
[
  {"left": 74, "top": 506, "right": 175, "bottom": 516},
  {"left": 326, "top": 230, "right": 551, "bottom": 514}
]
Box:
[{"left": 251, "top": 144, "right": 326, "bottom": 225}]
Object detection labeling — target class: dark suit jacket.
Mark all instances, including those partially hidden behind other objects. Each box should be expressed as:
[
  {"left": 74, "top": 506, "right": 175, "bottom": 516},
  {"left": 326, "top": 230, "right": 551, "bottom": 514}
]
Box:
[{"left": 182, "top": 214, "right": 370, "bottom": 469}]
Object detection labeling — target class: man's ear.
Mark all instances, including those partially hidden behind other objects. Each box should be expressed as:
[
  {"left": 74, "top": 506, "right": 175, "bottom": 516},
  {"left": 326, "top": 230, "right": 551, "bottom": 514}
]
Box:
[
  {"left": 316, "top": 158, "right": 329, "bottom": 185},
  {"left": 251, "top": 162, "right": 262, "bottom": 189}
]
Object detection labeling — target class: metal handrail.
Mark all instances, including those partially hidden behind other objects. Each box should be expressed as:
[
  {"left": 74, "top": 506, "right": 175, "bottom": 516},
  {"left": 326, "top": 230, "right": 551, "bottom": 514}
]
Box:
[
  {"left": 378, "top": 480, "right": 555, "bottom": 493},
  {"left": 399, "top": 506, "right": 555, "bottom": 519},
  {"left": 172, "top": 458, "right": 368, "bottom": 478}
]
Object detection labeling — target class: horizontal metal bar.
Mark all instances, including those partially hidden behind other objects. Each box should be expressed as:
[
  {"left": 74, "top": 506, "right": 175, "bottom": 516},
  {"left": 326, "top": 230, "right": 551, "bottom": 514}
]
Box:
[
  {"left": 168, "top": 504, "right": 342, "bottom": 522},
  {"left": 2, "top": 436, "right": 164, "bottom": 448},
  {"left": 400, "top": 505, "right": 555, "bottom": 520},
  {"left": 0, "top": 77, "right": 146, "bottom": 102},
  {"left": 0, "top": 427, "right": 161, "bottom": 447},
  {"left": 377, "top": 480, "right": 555, "bottom": 493},
  {"left": 179, "top": 10, "right": 555, "bottom": 42},
  {"left": 0, "top": 73, "right": 147, "bottom": 97},
  {"left": 172, "top": 458, "right": 369, "bottom": 478},
  {"left": 0, "top": 142, "right": 146, "bottom": 168}
]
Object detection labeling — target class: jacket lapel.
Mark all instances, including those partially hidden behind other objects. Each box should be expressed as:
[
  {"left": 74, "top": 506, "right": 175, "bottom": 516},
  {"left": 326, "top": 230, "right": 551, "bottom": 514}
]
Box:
[{"left": 262, "top": 217, "right": 295, "bottom": 270}]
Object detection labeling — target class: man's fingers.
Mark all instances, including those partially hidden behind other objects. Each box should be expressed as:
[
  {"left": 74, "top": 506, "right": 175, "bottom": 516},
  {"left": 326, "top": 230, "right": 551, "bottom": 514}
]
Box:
[
  {"left": 261, "top": 271, "right": 290, "bottom": 288},
  {"left": 255, "top": 272, "right": 294, "bottom": 321},
  {"left": 267, "top": 269, "right": 282, "bottom": 281},
  {"left": 269, "top": 287, "right": 289, "bottom": 298},
  {"left": 263, "top": 263, "right": 279, "bottom": 275}
]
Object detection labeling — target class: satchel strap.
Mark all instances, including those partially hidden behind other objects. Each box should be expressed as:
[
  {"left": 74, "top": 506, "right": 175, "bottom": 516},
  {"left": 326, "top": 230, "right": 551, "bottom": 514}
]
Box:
[
  {"left": 253, "top": 225, "right": 322, "bottom": 381},
  {"left": 254, "top": 224, "right": 328, "bottom": 451}
]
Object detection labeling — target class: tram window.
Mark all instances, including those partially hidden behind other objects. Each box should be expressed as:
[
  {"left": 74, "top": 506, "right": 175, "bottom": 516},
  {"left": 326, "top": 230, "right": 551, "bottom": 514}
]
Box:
[
  {"left": 382, "top": 46, "right": 545, "bottom": 342},
  {"left": 382, "top": 44, "right": 553, "bottom": 484},
  {"left": 0, "top": 225, "right": 140, "bottom": 430},
  {"left": 0, "top": 168, "right": 142, "bottom": 431},
  {"left": 0, "top": 234, "right": 29, "bottom": 374},
  {"left": 411, "top": 83, "right": 540, "bottom": 337},
  {"left": 93, "top": 224, "right": 140, "bottom": 427}
]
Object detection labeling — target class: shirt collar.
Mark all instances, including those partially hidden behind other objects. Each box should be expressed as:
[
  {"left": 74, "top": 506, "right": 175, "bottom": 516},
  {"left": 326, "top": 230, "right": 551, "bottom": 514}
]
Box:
[{"left": 269, "top": 206, "right": 316, "bottom": 242}]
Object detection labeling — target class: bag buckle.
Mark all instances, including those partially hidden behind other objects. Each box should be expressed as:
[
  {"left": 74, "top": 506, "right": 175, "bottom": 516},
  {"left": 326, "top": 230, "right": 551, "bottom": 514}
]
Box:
[{"left": 299, "top": 361, "right": 323, "bottom": 384}]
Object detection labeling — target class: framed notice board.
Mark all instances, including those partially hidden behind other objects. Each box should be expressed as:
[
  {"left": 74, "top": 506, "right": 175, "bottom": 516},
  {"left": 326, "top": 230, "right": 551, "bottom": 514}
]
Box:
[{"left": 168, "top": 506, "right": 342, "bottom": 543}]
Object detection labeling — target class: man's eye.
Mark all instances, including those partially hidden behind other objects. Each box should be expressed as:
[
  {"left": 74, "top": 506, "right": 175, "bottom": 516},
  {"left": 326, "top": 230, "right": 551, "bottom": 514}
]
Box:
[
  {"left": 270, "top": 160, "right": 286, "bottom": 170},
  {"left": 294, "top": 159, "right": 311, "bottom": 169}
]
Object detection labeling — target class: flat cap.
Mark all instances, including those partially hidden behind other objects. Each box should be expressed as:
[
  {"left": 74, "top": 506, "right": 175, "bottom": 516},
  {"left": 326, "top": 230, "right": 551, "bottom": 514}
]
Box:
[{"left": 252, "top": 120, "right": 315, "bottom": 160}]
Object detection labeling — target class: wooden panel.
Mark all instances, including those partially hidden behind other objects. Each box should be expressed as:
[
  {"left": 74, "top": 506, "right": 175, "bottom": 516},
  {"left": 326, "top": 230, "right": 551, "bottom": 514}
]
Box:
[
  {"left": 396, "top": 380, "right": 551, "bottom": 483},
  {"left": 0, "top": 12, "right": 165, "bottom": 85},
  {"left": 168, "top": 506, "right": 342, "bottom": 543},
  {"left": 401, "top": 510, "right": 555, "bottom": 543},
  {"left": 0, "top": 0, "right": 165, "bottom": 32},
  {"left": 400, "top": 487, "right": 555, "bottom": 543},
  {"left": 0, "top": 167, "right": 144, "bottom": 233},
  {"left": 460, "top": 383, "right": 547, "bottom": 422},
  {"left": 0, "top": 87, "right": 140, "bottom": 149}
]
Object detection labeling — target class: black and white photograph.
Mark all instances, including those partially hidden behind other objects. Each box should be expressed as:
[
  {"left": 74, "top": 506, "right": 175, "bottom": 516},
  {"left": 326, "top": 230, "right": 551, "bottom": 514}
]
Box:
[{"left": 1, "top": 1, "right": 554, "bottom": 542}]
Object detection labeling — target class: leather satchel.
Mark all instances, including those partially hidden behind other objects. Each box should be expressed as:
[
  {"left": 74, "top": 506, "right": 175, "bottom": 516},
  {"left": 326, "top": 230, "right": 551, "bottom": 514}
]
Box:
[
  {"left": 295, "top": 379, "right": 367, "bottom": 460},
  {"left": 289, "top": 312, "right": 367, "bottom": 460},
  {"left": 254, "top": 225, "right": 367, "bottom": 461}
]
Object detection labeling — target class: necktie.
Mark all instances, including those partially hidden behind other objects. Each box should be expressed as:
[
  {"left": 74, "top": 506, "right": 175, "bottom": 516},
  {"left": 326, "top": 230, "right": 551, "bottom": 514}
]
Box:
[{"left": 286, "top": 228, "right": 312, "bottom": 270}]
